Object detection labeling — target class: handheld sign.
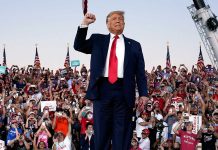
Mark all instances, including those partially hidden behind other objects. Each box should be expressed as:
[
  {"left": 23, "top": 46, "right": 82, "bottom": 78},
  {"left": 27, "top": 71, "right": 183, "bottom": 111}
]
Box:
[
  {"left": 0, "top": 66, "right": 6, "bottom": 74},
  {"left": 82, "top": 0, "right": 88, "bottom": 15},
  {"left": 41, "top": 101, "right": 57, "bottom": 112},
  {"left": 71, "top": 60, "right": 80, "bottom": 67}
]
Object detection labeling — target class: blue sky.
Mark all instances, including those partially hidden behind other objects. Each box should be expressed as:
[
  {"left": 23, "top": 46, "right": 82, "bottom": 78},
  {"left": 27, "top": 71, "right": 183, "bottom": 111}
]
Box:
[{"left": 0, "top": 0, "right": 218, "bottom": 71}]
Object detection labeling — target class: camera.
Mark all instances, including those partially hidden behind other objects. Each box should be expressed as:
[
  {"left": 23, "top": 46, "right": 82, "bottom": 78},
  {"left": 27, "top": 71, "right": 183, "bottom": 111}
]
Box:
[{"left": 156, "top": 120, "right": 165, "bottom": 132}]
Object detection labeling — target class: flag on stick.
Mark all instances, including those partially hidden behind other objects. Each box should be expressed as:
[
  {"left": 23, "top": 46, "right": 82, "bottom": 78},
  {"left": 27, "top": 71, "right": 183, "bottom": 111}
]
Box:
[
  {"left": 166, "top": 43, "right": 171, "bottom": 69},
  {"left": 197, "top": 45, "right": 205, "bottom": 71},
  {"left": 82, "top": 0, "right": 88, "bottom": 15},
  {"left": 64, "top": 44, "right": 70, "bottom": 68},
  {"left": 3, "top": 44, "right": 6, "bottom": 66},
  {"left": 34, "top": 45, "right": 41, "bottom": 69}
]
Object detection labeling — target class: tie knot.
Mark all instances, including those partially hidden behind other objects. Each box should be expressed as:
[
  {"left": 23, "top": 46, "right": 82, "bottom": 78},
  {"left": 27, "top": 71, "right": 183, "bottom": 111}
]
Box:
[{"left": 114, "top": 35, "right": 119, "bottom": 39}]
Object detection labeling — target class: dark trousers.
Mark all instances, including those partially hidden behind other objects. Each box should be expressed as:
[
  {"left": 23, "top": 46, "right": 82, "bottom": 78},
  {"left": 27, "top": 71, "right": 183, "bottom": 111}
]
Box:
[{"left": 93, "top": 78, "right": 133, "bottom": 150}]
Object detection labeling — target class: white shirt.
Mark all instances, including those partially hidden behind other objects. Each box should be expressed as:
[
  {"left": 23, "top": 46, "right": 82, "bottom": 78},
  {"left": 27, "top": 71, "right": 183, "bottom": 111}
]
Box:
[
  {"left": 171, "top": 121, "right": 181, "bottom": 143},
  {"left": 139, "top": 137, "right": 150, "bottom": 150},
  {"left": 103, "top": 33, "right": 125, "bottom": 78},
  {"left": 136, "top": 117, "right": 148, "bottom": 138},
  {"left": 55, "top": 135, "right": 72, "bottom": 150}
]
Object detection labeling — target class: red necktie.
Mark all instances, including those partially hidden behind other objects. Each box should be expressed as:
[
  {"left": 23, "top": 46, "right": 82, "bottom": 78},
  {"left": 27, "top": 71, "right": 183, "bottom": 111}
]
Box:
[{"left": 108, "top": 35, "right": 119, "bottom": 84}]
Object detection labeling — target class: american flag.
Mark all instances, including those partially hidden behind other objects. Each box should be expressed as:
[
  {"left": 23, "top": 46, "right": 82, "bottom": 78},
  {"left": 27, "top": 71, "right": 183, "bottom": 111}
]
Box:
[
  {"left": 64, "top": 45, "right": 70, "bottom": 68},
  {"left": 82, "top": 0, "right": 88, "bottom": 15},
  {"left": 3, "top": 45, "right": 6, "bottom": 66},
  {"left": 197, "top": 45, "right": 205, "bottom": 71},
  {"left": 166, "top": 44, "right": 171, "bottom": 68},
  {"left": 34, "top": 46, "right": 41, "bottom": 68}
]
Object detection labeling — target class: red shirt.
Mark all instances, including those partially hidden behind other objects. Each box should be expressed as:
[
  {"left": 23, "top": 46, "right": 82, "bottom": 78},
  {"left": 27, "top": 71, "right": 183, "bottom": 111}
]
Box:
[
  {"left": 54, "top": 117, "right": 69, "bottom": 137},
  {"left": 212, "top": 94, "right": 218, "bottom": 101},
  {"left": 178, "top": 130, "right": 198, "bottom": 150},
  {"left": 153, "top": 97, "right": 165, "bottom": 110},
  {"left": 80, "top": 117, "right": 94, "bottom": 134}
]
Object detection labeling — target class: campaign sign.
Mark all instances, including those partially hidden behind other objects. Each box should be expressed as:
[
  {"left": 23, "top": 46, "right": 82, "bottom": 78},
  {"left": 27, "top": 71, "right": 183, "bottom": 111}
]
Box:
[
  {"left": 189, "top": 115, "right": 202, "bottom": 134},
  {"left": 71, "top": 60, "right": 80, "bottom": 67},
  {"left": 41, "top": 101, "right": 56, "bottom": 112},
  {"left": 0, "top": 66, "right": 6, "bottom": 74}
]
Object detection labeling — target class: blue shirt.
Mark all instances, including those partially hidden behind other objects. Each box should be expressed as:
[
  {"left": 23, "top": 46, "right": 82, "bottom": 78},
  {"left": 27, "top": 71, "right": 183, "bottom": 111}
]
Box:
[{"left": 6, "top": 127, "right": 23, "bottom": 145}]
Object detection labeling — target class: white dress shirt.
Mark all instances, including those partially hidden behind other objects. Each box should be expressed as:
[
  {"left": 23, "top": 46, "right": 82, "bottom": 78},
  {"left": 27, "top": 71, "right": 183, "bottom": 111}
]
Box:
[{"left": 103, "top": 33, "right": 125, "bottom": 78}]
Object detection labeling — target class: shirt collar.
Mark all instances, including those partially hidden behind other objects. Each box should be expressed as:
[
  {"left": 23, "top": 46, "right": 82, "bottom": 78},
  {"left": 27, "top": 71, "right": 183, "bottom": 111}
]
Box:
[{"left": 110, "top": 33, "right": 123, "bottom": 40}]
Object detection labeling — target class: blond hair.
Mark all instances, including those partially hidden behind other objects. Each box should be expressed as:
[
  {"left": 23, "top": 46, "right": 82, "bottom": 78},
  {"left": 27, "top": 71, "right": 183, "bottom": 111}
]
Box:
[{"left": 106, "top": 10, "right": 125, "bottom": 23}]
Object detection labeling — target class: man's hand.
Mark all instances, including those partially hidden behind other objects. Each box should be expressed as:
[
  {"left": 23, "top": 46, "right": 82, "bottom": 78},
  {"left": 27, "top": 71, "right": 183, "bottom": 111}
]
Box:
[
  {"left": 82, "top": 13, "right": 96, "bottom": 25},
  {"left": 137, "top": 96, "right": 149, "bottom": 112}
]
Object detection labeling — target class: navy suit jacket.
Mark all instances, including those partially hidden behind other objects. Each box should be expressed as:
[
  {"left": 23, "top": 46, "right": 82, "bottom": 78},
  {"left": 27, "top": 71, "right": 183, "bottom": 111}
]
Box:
[
  {"left": 74, "top": 27, "right": 148, "bottom": 108},
  {"left": 80, "top": 134, "right": 95, "bottom": 150}
]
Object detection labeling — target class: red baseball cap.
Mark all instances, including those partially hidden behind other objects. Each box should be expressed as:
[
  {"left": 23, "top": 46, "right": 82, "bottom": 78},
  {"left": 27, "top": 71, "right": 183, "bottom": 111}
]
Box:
[{"left": 142, "top": 129, "right": 150, "bottom": 135}]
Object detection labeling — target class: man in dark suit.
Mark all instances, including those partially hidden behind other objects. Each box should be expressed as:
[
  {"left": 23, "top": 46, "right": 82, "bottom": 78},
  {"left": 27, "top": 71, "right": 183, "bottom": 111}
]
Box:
[
  {"left": 80, "top": 122, "right": 95, "bottom": 150},
  {"left": 74, "top": 10, "right": 148, "bottom": 150}
]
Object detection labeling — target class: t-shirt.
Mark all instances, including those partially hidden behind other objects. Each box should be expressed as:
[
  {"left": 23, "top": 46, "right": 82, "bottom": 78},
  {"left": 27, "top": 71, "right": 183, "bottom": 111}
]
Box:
[
  {"left": 139, "top": 137, "right": 150, "bottom": 150},
  {"left": 171, "top": 121, "right": 181, "bottom": 143},
  {"left": 201, "top": 132, "right": 216, "bottom": 150},
  {"left": 165, "top": 115, "right": 177, "bottom": 134},
  {"left": 153, "top": 97, "right": 165, "bottom": 110},
  {"left": 54, "top": 117, "right": 69, "bottom": 137},
  {"left": 37, "top": 131, "right": 48, "bottom": 148},
  {"left": 6, "top": 127, "right": 23, "bottom": 145},
  {"left": 55, "top": 135, "right": 72, "bottom": 150},
  {"left": 136, "top": 117, "right": 148, "bottom": 138},
  {"left": 178, "top": 130, "right": 197, "bottom": 150}
]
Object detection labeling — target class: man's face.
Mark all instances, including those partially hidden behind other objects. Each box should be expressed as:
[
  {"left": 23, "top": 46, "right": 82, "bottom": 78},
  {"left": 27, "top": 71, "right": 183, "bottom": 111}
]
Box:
[
  {"left": 141, "top": 132, "right": 148, "bottom": 138},
  {"left": 177, "top": 113, "right": 182, "bottom": 120},
  {"left": 87, "top": 125, "right": 93, "bottom": 132},
  {"left": 107, "top": 13, "right": 125, "bottom": 35},
  {"left": 186, "top": 123, "right": 193, "bottom": 131},
  {"left": 213, "top": 113, "right": 218, "bottom": 122},
  {"left": 58, "top": 132, "right": 64, "bottom": 142}
]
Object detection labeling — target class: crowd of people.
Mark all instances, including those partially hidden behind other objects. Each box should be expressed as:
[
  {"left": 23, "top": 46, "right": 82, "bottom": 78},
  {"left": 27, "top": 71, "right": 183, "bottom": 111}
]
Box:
[
  {"left": 132, "top": 64, "right": 218, "bottom": 150},
  {"left": 0, "top": 63, "right": 217, "bottom": 150}
]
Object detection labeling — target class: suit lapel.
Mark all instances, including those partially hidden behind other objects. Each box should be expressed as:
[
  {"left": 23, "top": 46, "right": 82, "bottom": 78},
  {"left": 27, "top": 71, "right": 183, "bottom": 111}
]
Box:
[
  {"left": 124, "top": 36, "right": 131, "bottom": 71},
  {"left": 102, "top": 34, "right": 110, "bottom": 63}
]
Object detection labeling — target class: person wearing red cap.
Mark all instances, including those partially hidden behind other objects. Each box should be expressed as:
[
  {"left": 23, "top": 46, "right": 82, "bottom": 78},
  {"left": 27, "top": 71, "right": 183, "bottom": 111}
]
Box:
[
  {"left": 139, "top": 129, "right": 150, "bottom": 150},
  {"left": 136, "top": 112, "right": 150, "bottom": 139}
]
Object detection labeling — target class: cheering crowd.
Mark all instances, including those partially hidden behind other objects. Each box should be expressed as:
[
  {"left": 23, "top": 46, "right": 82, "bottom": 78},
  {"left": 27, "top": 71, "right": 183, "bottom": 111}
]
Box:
[{"left": 0, "top": 63, "right": 217, "bottom": 150}]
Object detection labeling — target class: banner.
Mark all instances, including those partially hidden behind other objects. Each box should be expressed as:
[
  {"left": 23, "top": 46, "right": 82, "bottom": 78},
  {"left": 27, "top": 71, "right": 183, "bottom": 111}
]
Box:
[
  {"left": 71, "top": 60, "right": 80, "bottom": 67},
  {"left": 0, "top": 66, "right": 6, "bottom": 74},
  {"left": 189, "top": 115, "right": 202, "bottom": 134},
  {"left": 41, "top": 101, "right": 56, "bottom": 112}
]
